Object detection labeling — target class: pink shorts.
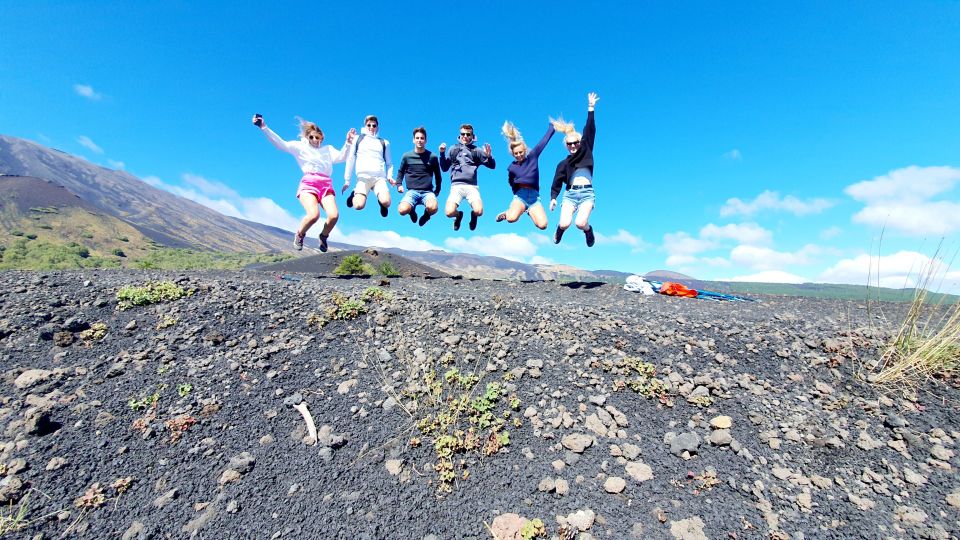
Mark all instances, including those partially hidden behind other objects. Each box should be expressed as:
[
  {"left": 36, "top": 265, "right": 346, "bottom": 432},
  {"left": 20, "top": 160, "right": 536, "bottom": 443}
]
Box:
[{"left": 296, "top": 173, "right": 334, "bottom": 202}]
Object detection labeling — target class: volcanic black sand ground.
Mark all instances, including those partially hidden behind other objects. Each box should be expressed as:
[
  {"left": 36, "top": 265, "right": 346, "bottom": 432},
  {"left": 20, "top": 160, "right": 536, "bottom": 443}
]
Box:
[{"left": 0, "top": 270, "right": 958, "bottom": 539}]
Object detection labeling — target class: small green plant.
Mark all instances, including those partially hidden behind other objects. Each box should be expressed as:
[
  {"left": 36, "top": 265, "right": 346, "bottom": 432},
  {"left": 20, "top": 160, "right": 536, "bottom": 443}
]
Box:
[
  {"left": 118, "top": 236, "right": 129, "bottom": 242},
  {"left": 116, "top": 281, "right": 189, "bottom": 310},
  {"left": 410, "top": 369, "right": 517, "bottom": 493},
  {"left": 0, "top": 491, "right": 30, "bottom": 536},
  {"left": 330, "top": 292, "right": 367, "bottom": 320},
  {"left": 177, "top": 383, "right": 192, "bottom": 398},
  {"left": 80, "top": 232, "right": 94, "bottom": 239},
  {"left": 520, "top": 518, "right": 547, "bottom": 540},
  {"left": 79, "top": 322, "right": 108, "bottom": 342},
  {"left": 334, "top": 254, "right": 374, "bottom": 276},
  {"left": 128, "top": 390, "right": 160, "bottom": 411},
  {"left": 111, "top": 248, "right": 126, "bottom": 257},
  {"left": 602, "top": 356, "right": 669, "bottom": 399},
  {"left": 11, "top": 231, "right": 23, "bottom": 237},
  {"left": 377, "top": 261, "right": 400, "bottom": 277},
  {"left": 25, "top": 234, "right": 37, "bottom": 240},
  {"left": 156, "top": 315, "right": 178, "bottom": 329},
  {"left": 361, "top": 286, "right": 393, "bottom": 303}
]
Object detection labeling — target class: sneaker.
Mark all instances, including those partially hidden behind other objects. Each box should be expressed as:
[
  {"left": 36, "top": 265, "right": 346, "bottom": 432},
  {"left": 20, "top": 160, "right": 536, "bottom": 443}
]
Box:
[
  {"left": 380, "top": 203, "right": 389, "bottom": 217},
  {"left": 495, "top": 212, "right": 507, "bottom": 222},
  {"left": 418, "top": 213, "right": 431, "bottom": 227},
  {"left": 346, "top": 192, "right": 355, "bottom": 208},
  {"left": 453, "top": 210, "right": 464, "bottom": 231},
  {"left": 318, "top": 234, "right": 329, "bottom": 253},
  {"left": 585, "top": 226, "right": 595, "bottom": 247},
  {"left": 469, "top": 212, "right": 479, "bottom": 231},
  {"left": 409, "top": 210, "right": 418, "bottom": 223},
  {"left": 553, "top": 226, "right": 564, "bottom": 244},
  {"left": 294, "top": 232, "right": 304, "bottom": 251}
]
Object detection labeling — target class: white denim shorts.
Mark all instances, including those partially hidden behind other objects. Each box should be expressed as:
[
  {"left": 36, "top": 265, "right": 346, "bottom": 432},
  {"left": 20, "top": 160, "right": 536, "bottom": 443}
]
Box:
[{"left": 447, "top": 184, "right": 481, "bottom": 206}]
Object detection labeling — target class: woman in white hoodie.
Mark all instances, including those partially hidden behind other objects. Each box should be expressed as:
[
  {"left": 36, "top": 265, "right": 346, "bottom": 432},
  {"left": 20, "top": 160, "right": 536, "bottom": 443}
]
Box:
[{"left": 254, "top": 114, "right": 355, "bottom": 252}]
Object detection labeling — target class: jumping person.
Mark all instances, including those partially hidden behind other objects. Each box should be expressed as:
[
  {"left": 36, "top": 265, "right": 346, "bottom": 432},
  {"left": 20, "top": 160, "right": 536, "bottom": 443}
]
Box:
[
  {"left": 494, "top": 120, "right": 555, "bottom": 230},
  {"left": 438, "top": 124, "right": 495, "bottom": 231},
  {"left": 395, "top": 127, "right": 442, "bottom": 226},
  {"left": 343, "top": 115, "right": 394, "bottom": 217},
  {"left": 550, "top": 92, "right": 599, "bottom": 246},
  {"left": 253, "top": 114, "right": 355, "bottom": 252}
]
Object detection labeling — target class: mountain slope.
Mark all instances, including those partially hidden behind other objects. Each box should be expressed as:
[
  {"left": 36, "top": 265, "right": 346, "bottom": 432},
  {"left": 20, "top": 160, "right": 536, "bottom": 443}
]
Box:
[{"left": 0, "top": 135, "right": 292, "bottom": 252}]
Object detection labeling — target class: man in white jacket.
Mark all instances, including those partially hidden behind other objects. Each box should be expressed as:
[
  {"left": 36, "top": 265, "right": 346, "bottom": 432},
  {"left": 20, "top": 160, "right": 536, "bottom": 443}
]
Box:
[{"left": 342, "top": 115, "right": 394, "bottom": 217}]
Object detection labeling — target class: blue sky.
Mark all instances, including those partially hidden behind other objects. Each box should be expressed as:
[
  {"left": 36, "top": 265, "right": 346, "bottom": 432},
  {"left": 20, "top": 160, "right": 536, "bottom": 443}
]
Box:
[{"left": 2, "top": 1, "right": 959, "bottom": 290}]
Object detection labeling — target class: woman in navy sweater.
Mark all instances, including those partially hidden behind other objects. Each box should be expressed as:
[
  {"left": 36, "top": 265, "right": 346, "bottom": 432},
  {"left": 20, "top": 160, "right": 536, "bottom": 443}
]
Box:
[
  {"left": 550, "top": 92, "right": 599, "bottom": 247},
  {"left": 494, "top": 120, "right": 556, "bottom": 229}
]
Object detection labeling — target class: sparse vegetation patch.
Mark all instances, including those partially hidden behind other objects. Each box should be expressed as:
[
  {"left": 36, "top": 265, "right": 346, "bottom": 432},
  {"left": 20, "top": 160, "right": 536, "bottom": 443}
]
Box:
[{"left": 116, "top": 281, "right": 189, "bottom": 310}]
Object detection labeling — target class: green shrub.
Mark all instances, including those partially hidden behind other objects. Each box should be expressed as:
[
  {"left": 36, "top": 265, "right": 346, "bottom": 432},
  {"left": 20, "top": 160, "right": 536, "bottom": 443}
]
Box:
[
  {"left": 334, "top": 254, "right": 374, "bottom": 276},
  {"left": 118, "top": 236, "right": 129, "bottom": 242},
  {"left": 361, "top": 286, "right": 393, "bottom": 303},
  {"left": 132, "top": 249, "right": 293, "bottom": 270},
  {"left": 116, "top": 281, "right": 189, "bottom": 310},
  {"left": 112, "top": 248, "right": 126, "bottom": 257},
  {"left": 377, "top": 261, "right": 400, "bottom": 277},
  {"left": 0, "top": 239, "right": 115, "bottom": 270},
  {"left": 25, "top": 234, "right": 37, "bottom": 240},
  {"left": 11, "top": 231, "right": 23, "bottom": 237}
]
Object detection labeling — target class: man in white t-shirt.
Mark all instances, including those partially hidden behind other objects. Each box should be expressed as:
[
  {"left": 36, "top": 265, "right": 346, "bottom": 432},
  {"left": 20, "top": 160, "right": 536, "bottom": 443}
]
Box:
[{"left": 343, "top": 115, "right": 394, "bottom": 217}]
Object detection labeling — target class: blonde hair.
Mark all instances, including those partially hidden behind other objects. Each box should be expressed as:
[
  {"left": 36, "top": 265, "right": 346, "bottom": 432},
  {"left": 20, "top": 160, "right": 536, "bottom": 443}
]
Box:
[
  {"left": 295, "top": 116, "right": 323, "bottom": 141},
  {"left": 501, "top": 121, "right": 526, "bottom": 154},
  {"left": 550, "top": 116, "right": 579, "bottom": 140}
]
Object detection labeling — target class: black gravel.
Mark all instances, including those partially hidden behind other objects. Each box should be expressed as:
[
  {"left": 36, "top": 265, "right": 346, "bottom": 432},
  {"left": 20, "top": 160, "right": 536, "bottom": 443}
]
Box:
[{"left": 0, "top": 270, "right": 957, "bottom": 539}]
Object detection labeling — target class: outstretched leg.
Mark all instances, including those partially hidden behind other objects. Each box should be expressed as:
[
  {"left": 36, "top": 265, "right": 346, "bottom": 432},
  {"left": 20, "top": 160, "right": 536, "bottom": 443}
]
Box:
[
  {"left": 575, "top": 201, "right": 595, "bottom": 246},
  {"left": 554, "top": 200, "right": 576, "bottom": 243},
  {"left": 527, "top": 203, "right": 548, "bottom": 230}
]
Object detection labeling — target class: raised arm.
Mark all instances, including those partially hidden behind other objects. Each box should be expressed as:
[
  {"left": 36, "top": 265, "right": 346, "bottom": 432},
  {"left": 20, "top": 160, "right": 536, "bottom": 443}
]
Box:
[
  {"left": 438, "top": 143, "right": 451, "bottom": 172},
  {"left": 529, "top": 123, "right": 557, "bottom": 159},
  {"left": 480, "top": 144, "right": 496, "bottom": 169},
  {"left": 259, "top": 124, "right": 297, "bottom": 154},
  {"left": 582, "top": 92, "right": 598, "bottom": 148},
  {"left": 333, "top": 128, "right": 357, "bottom": 163}
]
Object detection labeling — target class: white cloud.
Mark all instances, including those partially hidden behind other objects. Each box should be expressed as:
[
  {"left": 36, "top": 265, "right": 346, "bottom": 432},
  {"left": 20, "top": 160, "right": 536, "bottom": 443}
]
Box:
[
  {"left": 820, "top": 226, "right": 842, "bottom": 240},
  {"left": 720, "top": 190, "right": 834, "bottom": 217},
  {"left": 663, "top": 231, "right": 715, "bottom": 257},
  {"left": 445, "top": 233, "right": 539, "bottom": 262},
  {"left": 723, "top": 149, "right": 742, "bottom": 161},
  {"left": 107, "top": 159, "right": 125, "bottom": 170},
  {"left": 819, "top": 250, "right": 960, "bottom": 291},
  {"left": 183, "top": 172, "right": 239, "bottom": 198},
  {"left": 727, "top": 270, "right": 809, "bottom": 284},
  {"left": 143, "top": 173, "right": 300, "bottom": 232},
  {"left": 666, "top": 254, "right": 699, "bottom": 267},
  {"left": 700, "top": 223, "right": 772, "bottom": 246},
  {"left": 530, "top": 255, "right": 556, "bottom": 265},
  {"left": 73, "top": 84, "right": 102, "bottom": 100},
  {"left": 729, "top": 244, "right": 821, "bottom": 271},
  {"left": 330, "top": 229, "right": 441, "bottom": 251},
  {"left": 594, "top": 229, "right": 647, "bottom": 252},
  {"left": 76, "top": 135, "right": 103, "bottom": 154},
  {"left": 700, "top": 256, "right": 732, "bottom": 267},
  {"left": 845, "top": 166, "right": 960, "bottom": 236}
]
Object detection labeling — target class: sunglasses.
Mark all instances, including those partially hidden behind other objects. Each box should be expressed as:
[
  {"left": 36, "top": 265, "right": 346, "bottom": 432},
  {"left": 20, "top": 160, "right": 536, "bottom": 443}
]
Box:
[
  {"left": 308, "top": 135, "right": 323, "bottom": 140},
  {"left": 366, "top": 123, "right": 378, "bottom": 128},
  {"left": 460, "top": 132, "right": 474, "bottom": 137},
  {"left": 566, "top": 140, "right": 581, "bottom": 147}
]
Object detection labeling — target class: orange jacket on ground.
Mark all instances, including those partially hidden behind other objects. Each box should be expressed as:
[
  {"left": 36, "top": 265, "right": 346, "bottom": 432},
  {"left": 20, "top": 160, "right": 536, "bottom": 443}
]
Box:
[{"left": 659, "top": 282, "right": 698, "bottom": 298}]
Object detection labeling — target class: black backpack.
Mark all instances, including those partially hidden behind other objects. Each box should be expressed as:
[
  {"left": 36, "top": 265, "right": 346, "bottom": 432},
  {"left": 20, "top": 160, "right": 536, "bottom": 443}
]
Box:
[{"left": 353, "top": 133, "right": 388, "bottom": 161}]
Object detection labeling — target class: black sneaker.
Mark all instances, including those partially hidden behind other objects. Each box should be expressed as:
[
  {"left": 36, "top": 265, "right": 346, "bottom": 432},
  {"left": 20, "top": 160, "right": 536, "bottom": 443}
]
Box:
[
  {"left": 495, "top": 212, "right": 507, "bottom": 222},
  {"left": 453, "top": 210, "right": 464, "bottom": 231},
  {"left": 380, "top": 203, "right": 389, "bottom": 217},
  {"left": 409, "top": 209, "right": 418, "bottom": 223},
  {"left": 294, "top": 232, "right": 304, "bottom": 251},
  {"left": 585, "top": 226, "right": 595, "bottom": 247},
  {"left": 346, "top": 192, "right": 355, "bottom": 208},
  {"left": 418, "top": 213, "right": 431, "bottom": 227},
  {"left": 469, "top": 212, "right": 479, "bottom": 231},
  {"left": 553, "top": 226, "right": 564, "bottom": 244},
  {"left": 318, "top": 234, "right": 329, "bottom": 253}
]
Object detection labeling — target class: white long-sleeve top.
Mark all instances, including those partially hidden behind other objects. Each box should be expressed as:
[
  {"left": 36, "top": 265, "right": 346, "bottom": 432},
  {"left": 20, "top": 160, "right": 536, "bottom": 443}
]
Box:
[
  {"left": 344, "top": 133, "right": 394, "bottom": 181},
  {"left": 260, "top": 126, "right": 348, "bottom": 177}
]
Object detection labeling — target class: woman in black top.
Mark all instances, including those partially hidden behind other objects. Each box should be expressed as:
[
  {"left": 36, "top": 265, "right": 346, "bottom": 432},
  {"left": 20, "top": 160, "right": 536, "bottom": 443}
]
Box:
[{"left": 549, "top": 92, "right": 599, "bottom": 247}]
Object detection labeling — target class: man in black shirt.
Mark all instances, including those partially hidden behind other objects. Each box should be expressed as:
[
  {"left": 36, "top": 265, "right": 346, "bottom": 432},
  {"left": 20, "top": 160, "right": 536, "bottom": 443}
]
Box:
[{"left": 394, "top": 126, "right": 442, "bottom": 226}]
